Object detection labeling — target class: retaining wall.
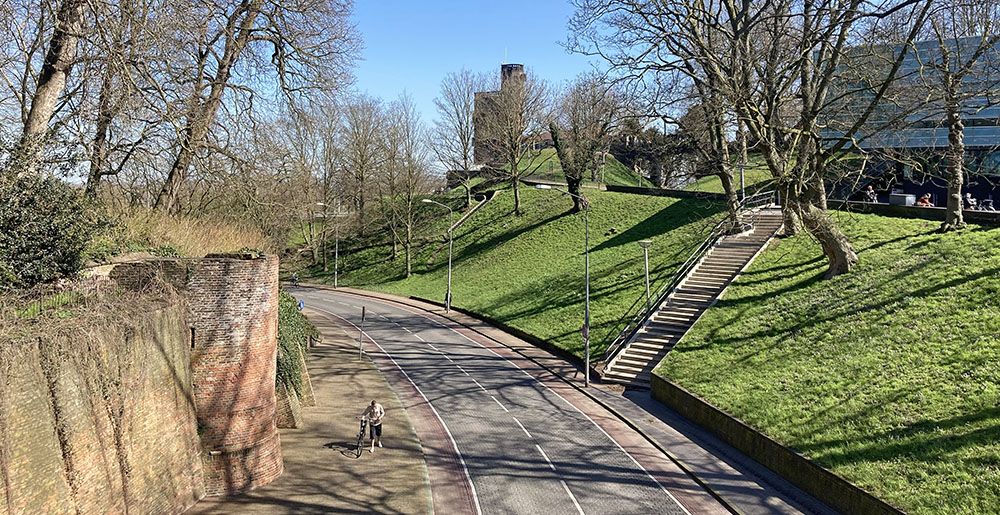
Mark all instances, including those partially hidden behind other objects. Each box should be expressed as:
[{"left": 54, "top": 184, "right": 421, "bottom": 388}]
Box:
[
  {"left": 830, "top": 200, "right": 1000, "bottom": 225},
  {"left": 0, "top": 302, "right": 204, "bottom": 514}
]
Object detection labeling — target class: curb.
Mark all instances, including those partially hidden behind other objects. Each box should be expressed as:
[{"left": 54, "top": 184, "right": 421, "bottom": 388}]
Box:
[{"left": 294, "top": 283, "right": 741, "bottom": 514}]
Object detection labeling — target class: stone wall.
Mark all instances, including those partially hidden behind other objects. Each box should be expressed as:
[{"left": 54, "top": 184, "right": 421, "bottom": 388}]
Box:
[{"left": 0, "top": 302, "right": 204, "bottom": 514}]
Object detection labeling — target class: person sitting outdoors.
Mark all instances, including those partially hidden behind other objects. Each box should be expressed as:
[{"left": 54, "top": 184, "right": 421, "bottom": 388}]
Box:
[
  {"left": 916, "top": 193, "right": 934, "bottom": 207},
  {"left": 864, "top": 185, "right": 878, "bottom": 203},
  {"left": 964, "top": 192, "right": 978, "bottom": 210}
]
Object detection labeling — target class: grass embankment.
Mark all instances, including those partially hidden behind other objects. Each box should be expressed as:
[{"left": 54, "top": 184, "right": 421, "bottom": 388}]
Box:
[
  {"left": 86, "top": 208, "right": 270, "bottom": 261},
  {"left": 683, "top": 166, "right": 774, "bottom": 194},
  {"left": 304, "top": 186, "right": 721, "bottom": 356},
  {"left": 523, "top": 148, "right": 655, "bottom": 188},
  {"left": 657, "top": 213, "right": 1000, "bottom": 513}
]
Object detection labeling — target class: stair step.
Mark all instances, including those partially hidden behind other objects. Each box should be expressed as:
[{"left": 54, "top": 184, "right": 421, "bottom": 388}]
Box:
[
  {"left": 605, "top": 367, "right": 651, "bottom": 379},
  {"left": 674, "top": 287, "right": 716, "bottom": 295},
  {"left": 684, "top": 279, "right": 728, "bottom": 289},
  {"left": 633, "top": 336, "right": 680, "bottom": 347},
  {"left": 644, "top": 323, "right": 688, "bottom": 334},
  {"left": 626, "top": 346, "right": 668, "bottom": 358},
  {"left": 651, "top": 312, "right": 699, "bottom": 322},
  {"left": 613, "top": 361, "right": 656, "bottom": 373},
  {"left": 631, "top": 337, "right": 676, "bottom": 349}
]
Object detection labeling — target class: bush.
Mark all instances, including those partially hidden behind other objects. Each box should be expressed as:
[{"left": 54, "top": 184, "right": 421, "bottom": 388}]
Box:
[
  {"left": 0, "top": 175, "right": 100, "bottom": 290},
  {"left": 276, "top": 290, "right": 318, "bottom": 394}
]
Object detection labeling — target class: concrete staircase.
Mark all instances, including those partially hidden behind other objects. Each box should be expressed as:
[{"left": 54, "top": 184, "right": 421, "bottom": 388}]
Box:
[{"left": 603, "top": 209, "right": 784, "bottom": 389}]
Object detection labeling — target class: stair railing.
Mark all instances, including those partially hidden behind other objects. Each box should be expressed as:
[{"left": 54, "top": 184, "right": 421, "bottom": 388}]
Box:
[{"left": 600, "top": 190, "right": 776, "bottom": 370}]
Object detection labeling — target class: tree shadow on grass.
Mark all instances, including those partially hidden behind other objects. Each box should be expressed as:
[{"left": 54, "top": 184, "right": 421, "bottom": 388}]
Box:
[
  {"left": 591, "top": 198, "right": 723, "bottom": 253},
  {"left": 796, "top": 406, "right": 1000, "bottom": 468}
]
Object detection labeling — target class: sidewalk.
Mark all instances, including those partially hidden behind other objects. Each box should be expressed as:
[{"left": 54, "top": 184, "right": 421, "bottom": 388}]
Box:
[
  {"left": 189, "top": 309, "right": 432, "bottom": 515},
  {"left": 332, "top": 286, "right": 835, "bottom": 515}
]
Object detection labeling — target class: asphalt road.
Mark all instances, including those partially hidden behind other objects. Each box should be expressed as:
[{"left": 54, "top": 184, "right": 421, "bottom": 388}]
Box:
[{"left": 294, "top": 288, "right": 718, "bottom": 515}]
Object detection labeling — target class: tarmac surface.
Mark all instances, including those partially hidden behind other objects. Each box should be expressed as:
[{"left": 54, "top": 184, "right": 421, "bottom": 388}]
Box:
[{"left": 294, "top": 288, "right": 728, "bottom": 515}]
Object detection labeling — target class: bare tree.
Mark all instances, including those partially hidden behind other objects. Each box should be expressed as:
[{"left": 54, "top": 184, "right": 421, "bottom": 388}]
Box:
[
  {"left": 152, "top": 0, "right": 359, "bottom": 213},
  {"left": 549, "top": 73, "right": 621, "bottom": 212},
  {"left": 918, "top": 2, "right": 1000, "bottom": 231},
  {"left": 11, "top": 0, "right": 89, "bottom": 173},
  {"left": 340, "top": 94, "right": 383, "bottom": 233},
  {"left": 570, "top": 0, "right": 934, "bottom": 277},
  {"left": 475, "top": 68, "right": 552, "bottom": 215},
  {"left": 433, "top": 69, "right": 484, "bottom": 208}
]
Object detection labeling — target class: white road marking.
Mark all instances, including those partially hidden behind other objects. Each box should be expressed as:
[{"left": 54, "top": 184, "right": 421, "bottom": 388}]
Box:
[
  {"left": 308, "top": 305, "right": 483, "bottom": 515},
  {"left": 512, "top": 416, "right": 532, "bottom": 438},
  {"left": 415, "top": 334, "right": 426, "bottom": 342},
  {"left": 325, "top": 292, "right": 692, "bottom": 515},
  {"left": 470, "top": 377, "right": 487, "bottom": 392},
  {"left": 402, "top": 327, "right": 412, "bottom": 333},
  {"left": 561, "top": 480, "right": 585, "bottom": 515},
  {"left": 535, "top": 444, "right": 556, "bottom": 471},
  {"left": 490, "top": 396, "right": 509, "bottom": 412},
  {"left": 455, "top": 364, "right": 470, "bottom": 376}
]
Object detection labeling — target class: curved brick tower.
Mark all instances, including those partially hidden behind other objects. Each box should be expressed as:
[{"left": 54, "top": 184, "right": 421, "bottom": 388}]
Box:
[{"left": 187, "top": 254, "right": 282, "bottom": 495}]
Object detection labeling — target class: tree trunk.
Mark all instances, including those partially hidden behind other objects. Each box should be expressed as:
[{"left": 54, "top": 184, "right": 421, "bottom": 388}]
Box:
[
  {"left": 462, "top": 181, "right": 472, "bottom": 210},
  {"left": 800, "top": 201, "right": 857, "bottom": 278},
  {"left": 153, "top": 0, "right": 262, "bottom": 213},
  {"left": 780, "top": 183, "right": 802, "bottom": 236},
  {"left": 718, "top": 170, "right": 742, "bottom": 232},
  {"left": 84, "top": 92, "right": 112, "bottom": 198},
  {"left": 512, "top": 177, "right": 522, "bottom": 215},
  {"left": 14, "top": 0, "right": 88, "bottom": 174},
  {"left": 405, "top": 224, "right": 412, "bottom": 277},
  {"left": 321, "top": 227, "right": 329, "bottom": 272},
  {"left": 941, "top": 80, "right": 966, "bottom": 232},
  {"left": 566, "top": 175, "right": 587, "bottom": 213}
]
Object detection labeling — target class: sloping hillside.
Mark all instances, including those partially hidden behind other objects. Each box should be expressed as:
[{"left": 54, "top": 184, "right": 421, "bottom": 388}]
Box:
[
  {"left": 304, "top": 186, "right": 722, "bottom": 355},
  {"left": 657, "top": 213, "right": 1000, "bottom": 513},
  {"left": 523, "top": 148, "right": 655, "bottom": 188}
]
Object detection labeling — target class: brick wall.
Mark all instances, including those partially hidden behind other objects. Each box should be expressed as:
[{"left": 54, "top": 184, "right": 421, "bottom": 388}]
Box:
[
  {"left": 0, "top": 303, "right": 204, "bottom": 514},
  {"left": 187, "top": 254, "right": 283, "bottom": 496}
]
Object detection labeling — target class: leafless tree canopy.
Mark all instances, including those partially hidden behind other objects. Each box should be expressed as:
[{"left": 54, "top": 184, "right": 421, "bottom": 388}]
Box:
[
  {"left": 475, "top": 67, "right": 552, "bottom": 215},
  {"left": 569, "top": 0, "right": 937, "bottom": 277}
]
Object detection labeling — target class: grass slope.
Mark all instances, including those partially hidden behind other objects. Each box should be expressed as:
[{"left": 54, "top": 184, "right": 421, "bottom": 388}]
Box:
[
  {"left": 657, "top": 212, "right": 1000, "bottom": 513},
  {"left": 307, "top": 186, "right": 721, "bottom": 356},
  {"left": 684, "top": 156, "right": 774, "bottom": 194},
  {"left": 524, "top": 148, "right": 654, "bottom": 188}
]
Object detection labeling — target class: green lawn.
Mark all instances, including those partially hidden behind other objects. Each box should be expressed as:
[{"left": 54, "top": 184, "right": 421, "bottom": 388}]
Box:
[
  {"left": 657, "top": 212, "right": 1000, "bottom": 513},
  {"left": 684, "top": 166, "right": 774, "bottom": 194},
  {"left": 303, "top": 186, "right": 721, "bottom": 356},
  {"left": 523, "top": 148, "right": 655, "bottom": 188}
]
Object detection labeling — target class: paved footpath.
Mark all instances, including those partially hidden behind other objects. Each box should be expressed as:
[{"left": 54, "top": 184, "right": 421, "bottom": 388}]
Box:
[{"left": 190, "top": 310, "right": 433, "bottom": 515}]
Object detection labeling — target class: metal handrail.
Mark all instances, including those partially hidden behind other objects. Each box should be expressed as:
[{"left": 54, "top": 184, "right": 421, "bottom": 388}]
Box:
[{"left": 600, "top": 191, "right": 776, "bottom": 367}]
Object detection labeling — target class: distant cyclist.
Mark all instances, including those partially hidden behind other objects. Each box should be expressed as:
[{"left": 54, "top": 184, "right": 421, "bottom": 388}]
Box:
[
  {"left": 291, "top": 272, "right": 299, "bottom": 286},
  {"left": 360, "top": 400, "right": 385, "bottom": 453}
]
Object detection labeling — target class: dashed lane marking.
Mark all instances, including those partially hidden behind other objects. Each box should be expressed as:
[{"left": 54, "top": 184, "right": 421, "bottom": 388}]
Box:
[{"left": 306, "top": 305, "right": 483, "bottom": 515}]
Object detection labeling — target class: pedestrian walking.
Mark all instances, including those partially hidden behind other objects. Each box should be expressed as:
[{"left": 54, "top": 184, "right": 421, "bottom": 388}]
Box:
[{"left": 360, "top": 400, "right": 385, "bottom": 453}]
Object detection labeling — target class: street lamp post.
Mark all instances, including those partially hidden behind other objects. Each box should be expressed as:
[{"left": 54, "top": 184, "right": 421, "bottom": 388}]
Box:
[
  {"left": 534, "top": 184, "right": 591, "bottom": 387},
  {"left": 421, "top": 198, "right": 454, "bottom": 312},
  {"left": 638, "top": 240, "right": 652, "bottom": 311},
  {"left": 316, "top": 202, "right": 348, "bottom": 288}
]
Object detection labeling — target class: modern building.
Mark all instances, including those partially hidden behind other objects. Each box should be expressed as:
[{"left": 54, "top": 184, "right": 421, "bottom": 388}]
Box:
[{"left": 823, "top": 37, "right": 1000, "bottom": 205}]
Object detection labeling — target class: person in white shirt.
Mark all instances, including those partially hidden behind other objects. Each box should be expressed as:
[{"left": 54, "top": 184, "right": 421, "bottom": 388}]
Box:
[{"left": 360, "top": 400, "right": 385, "bottom": 453}]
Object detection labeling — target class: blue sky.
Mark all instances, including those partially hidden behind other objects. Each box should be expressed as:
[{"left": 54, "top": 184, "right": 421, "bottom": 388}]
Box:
[{"left": 351, "top": 0, "right": 595, "bottom": 123}]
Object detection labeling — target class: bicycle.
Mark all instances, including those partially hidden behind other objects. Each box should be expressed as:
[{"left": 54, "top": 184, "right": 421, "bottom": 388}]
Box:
[{"left": 355, "top": 418, "right": 368, "bottom": 458}]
